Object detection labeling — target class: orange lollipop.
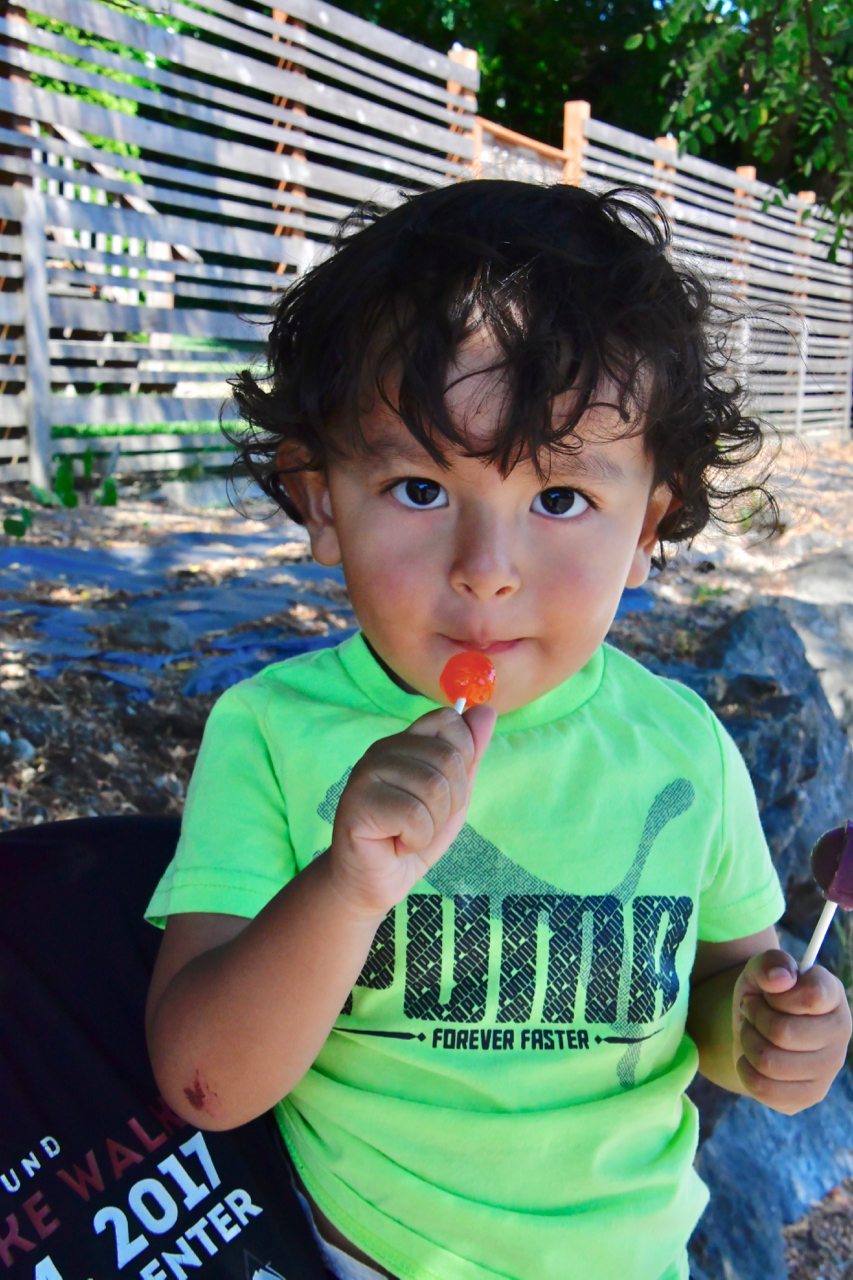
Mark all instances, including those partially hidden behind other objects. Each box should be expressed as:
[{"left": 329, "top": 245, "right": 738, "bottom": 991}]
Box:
[{"left": 440, "top": 651, "right": 496, "bottom": 713}]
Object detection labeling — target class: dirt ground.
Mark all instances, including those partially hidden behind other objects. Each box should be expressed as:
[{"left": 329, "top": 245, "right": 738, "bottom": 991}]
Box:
[
  {"left": 0, "top": 487, "right": 345, "bottom": 826},
  {"left": 2, "top": 433, "right": 853, "bottom": 1277}
]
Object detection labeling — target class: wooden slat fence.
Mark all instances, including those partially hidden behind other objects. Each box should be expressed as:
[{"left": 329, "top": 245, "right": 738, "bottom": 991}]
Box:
[
  {"left": 0, "top": 0, "right": 479, "bottom": 484},
  {"left": 1, "top": 17, "right": 850, "bottom": 488},
  {"left": 478, "top": 115, "right": 853, "bottom": 439}
]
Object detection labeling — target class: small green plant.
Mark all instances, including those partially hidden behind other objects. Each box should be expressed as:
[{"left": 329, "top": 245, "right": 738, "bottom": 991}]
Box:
[
  {"left": 737, "top": 496, "right": 763, "bottom": 534},
  {"left": 3, "top": 507, "right": 33, "bottom": 538},
  {"left": 691, "top": 584, "right": 729, "bottom": 604},
  {"left": 178, "top": 461, "right": 206, "bottom": 482},
  {"left": 83, "top": 445, "right": 94, "bottom": 494},
  {"left": 53, "top": 457, "right": 79, "bottom": 509},
  {"left": 97, "top": 476, "right": 119, "bottom": 507}
]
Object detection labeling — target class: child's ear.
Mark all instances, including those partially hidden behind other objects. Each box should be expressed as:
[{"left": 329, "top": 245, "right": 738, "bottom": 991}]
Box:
[
  {"left": 625, "top": 483, "right": 681, "bottom": 587},
  {"left": 276, "top": 447, "right": 341, "bottom": 567}
]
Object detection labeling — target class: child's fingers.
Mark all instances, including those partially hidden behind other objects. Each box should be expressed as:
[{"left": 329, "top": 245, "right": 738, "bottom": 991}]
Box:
[
  {"left": 739, "top": 1017, "right": 841, "bottom": 1081},
  {"left": 408, "top": 707, "right": 478, "bottom": 770},
  {"left": 734, "top": 960, "right": 852, "bottom": 1114},
  {"left": 462, "top": 704, "right": 497, "bottom": 769},
  {"left": 407, "top": 704, "right": 497, "bottom": 778},
  {"left": 354, "top": 776, "right": 446, "bottom": 854},
  {"left": 762, "top": 965, "right": 849, "bottom": 1018},
  {"left": 335, "top": 707, "right": 497, "bottom": 875},
  {"left": 737, "top": 950, "right": 798, "bottom": 1001},
  {"left": 367, "top": 735, "right": 470, "bottom": 824},
  {"left": 740, "top": 992, "right": 849, "bottom": 1052},
  {"left": 735, "top": 1058, "right": 823, "bottom": 1115}
]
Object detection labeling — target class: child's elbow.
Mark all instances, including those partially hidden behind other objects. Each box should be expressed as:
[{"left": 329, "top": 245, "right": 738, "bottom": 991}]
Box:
[{"left": 153, "top": 1063, "right": 245, "bottom": 1132}]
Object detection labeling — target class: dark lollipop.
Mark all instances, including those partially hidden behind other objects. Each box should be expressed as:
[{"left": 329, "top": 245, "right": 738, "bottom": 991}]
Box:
[{"left": 801, "top": 821, "right": 853, "bottom": 972}]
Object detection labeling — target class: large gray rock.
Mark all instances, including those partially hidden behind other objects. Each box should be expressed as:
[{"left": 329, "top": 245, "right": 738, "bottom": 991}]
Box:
[
  {"left": 688, "top": 1069, "right": 853, "bottom": 1280},
  {"left": 644, "top": 605, "right": 853, "bottom": 1280},
  {"left": 768, "top": 596, "right": 853, "bottom": 747},
  {"left": 649, "top": 605, "right": 853, "bottom": 899},
  {"left": 780, "top": 548, "right": 853, "bottom": 608}
]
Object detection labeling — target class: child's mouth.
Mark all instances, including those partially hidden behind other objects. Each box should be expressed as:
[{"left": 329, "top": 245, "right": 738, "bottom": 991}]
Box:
[{"left": 442, "top": 637, "right": 521, "bottom": 656}]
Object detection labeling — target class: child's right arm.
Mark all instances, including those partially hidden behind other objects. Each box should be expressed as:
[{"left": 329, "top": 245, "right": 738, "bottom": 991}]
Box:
[{"left": 145, "top": 703, "right": 495, "bottom": 1130}]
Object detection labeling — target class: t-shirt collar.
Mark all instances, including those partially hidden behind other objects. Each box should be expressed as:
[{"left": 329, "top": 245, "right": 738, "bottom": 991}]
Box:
[{"left": 337, "top": 632, "right": 604, "bottom": 732}]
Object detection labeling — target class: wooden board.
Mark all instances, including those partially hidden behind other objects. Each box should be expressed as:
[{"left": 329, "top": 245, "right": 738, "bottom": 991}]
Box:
[{"left": 48, "top": 395, "right": 231, "bottom": 427}]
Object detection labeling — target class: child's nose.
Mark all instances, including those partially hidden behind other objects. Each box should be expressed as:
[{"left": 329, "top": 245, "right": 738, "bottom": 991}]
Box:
[{"left": 449, "top": 513, "right": 521, "bottom": 601}]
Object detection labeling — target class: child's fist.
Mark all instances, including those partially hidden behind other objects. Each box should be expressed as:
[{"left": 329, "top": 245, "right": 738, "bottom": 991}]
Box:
[
  {"left": 733, "top": 950, "right": 852, "bottom": 1115},
  {"left": 328, "top": 704, "right": 496, "bottom": 919}
]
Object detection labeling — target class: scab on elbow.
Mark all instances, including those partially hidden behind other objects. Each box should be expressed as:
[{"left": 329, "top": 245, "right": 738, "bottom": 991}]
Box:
[{"left": 181, "top": 1070, "right": 222, "bottom": 1124}]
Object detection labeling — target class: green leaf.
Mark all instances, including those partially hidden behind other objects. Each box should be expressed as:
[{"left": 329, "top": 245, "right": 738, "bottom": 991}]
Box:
[
  {"left": 646, "top": 32, "right": 657, "bottom": 50},
  {"left": 624, "top": 33, "right": 644, "bottom": 51},
  {"left": 54, "top": 457, "right": 78, "bottom": 508},
  {"left": 3, "top": 507, "right": 33, "bottom": 539},
  {"left": 97, "top": 477, "right": 118, "bottom": 507}
]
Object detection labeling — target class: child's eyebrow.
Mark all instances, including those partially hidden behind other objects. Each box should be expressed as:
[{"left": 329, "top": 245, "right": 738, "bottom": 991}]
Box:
[
  {"left": 362, "top": 434, "right": 437, "bottom": 467},
  {"left": 549, "top": 452, "right": 627, "bottom": 484},
  {"left": 360, "top": 433, "right": 628, "bottom": 483}
]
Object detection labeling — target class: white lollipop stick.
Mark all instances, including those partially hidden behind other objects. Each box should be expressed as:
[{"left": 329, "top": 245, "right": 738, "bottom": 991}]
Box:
[
  {"left": 800, "top": 899, "right": 838, "bottom": 973},
  {"left": 454, "top": 697, "right": 467, "bottom": 714}
]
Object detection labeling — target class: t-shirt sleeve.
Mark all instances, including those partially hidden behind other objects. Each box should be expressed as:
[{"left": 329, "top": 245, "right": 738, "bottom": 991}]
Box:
[
  {"left": 697, "top": 716, "right": 786, "bottom": 942},
  {"left": 145, "top": 681, "right": 297, "bottom": 927}
]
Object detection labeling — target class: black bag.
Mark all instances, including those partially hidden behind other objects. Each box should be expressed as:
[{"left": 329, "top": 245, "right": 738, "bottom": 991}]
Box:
[{"left": 0, "top": 816, "right": 330, "bottom": 1280}]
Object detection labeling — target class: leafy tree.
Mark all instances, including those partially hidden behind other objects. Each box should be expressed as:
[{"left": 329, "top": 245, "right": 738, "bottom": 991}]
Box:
[
  {"left": 330, "top": 0, "right": 675, "bottom": 151},
  {"left": 625, "top": 0, "right": 853, "bottom": 230}
]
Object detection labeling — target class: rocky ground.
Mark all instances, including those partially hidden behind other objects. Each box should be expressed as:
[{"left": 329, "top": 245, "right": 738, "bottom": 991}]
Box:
[
  {"left": 2, "top": 434, "right": 853, "bottom": 1278},
  {"left": 785, "top": 1180, "right": 853, "bottom": 1280},
  {"left": 0, "top": 486, "right": 350, "bottom": 826}
]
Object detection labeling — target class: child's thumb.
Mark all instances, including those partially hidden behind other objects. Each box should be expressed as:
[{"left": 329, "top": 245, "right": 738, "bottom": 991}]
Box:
[
  {"left": 739, "top": 950, "right": 798, "bottom": 999},
  {"left": 463, "top": 704, "right": 497, "bottom": 770}
]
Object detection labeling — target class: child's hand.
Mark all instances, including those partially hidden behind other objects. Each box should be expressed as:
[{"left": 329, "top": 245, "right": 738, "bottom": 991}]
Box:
[
  {"left": 327, "top": 705, "right": 497, "bottom": 919},
  {"left": 732, "top": 950, "right": 852, "bottom": 1114}
]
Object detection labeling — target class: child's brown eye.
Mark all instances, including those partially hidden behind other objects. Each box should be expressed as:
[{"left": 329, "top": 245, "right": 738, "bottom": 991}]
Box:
[
  {"left": 532, "top": 487, "right": 590, "bottom": 518},
  {"left": 391, "top": 479, "right": 448, "bottom": 509}
]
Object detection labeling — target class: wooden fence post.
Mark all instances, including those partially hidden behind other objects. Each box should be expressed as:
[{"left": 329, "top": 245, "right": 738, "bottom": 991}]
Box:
[
  {"left": 794, "top": 190, "right": 815, "bottom": 435},
  {"left": 21, "top": 185, "right": 51, "bottom": 490},
  {"left": 654, "top": 135, "right": 677, "bottom": 229},
  {"left": 562, "top": 101, "right": 590, "bottom": 185},
  {"left": 448, "top": 46, "right": 479, "bottom": 174},
  {"left": 733, "top": 165, "right": 756, "bottom": 362},
  {"left": 843, "top": 327, "right": 853, "bottom": 438},
  {"left": 271, "top": 9, "right": 307, "bottom": 272}
]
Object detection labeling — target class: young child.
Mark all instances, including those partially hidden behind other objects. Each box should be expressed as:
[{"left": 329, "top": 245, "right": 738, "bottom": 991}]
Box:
[{"left": 145, "top": 181, "right": 851, "bottom": 1280}]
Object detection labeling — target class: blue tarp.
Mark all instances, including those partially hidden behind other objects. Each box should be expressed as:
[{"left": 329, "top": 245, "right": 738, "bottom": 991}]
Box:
[{"left": 0, "top": 533, "right": 651, "bottom": 697}]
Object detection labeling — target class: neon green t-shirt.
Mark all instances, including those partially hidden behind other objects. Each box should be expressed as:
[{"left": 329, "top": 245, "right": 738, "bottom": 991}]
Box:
[{"left": 147, "top": 633, "right": 784, "bottom": 1280}]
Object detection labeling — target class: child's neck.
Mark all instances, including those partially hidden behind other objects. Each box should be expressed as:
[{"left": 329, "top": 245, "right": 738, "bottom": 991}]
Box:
[{"left": 362, "top": 635, "right": 421, "bottom": 696}]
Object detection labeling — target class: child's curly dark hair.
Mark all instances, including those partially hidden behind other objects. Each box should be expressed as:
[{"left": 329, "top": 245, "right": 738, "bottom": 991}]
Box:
[{"left": 228, "top": 179, "right": 776, "bottom": 545}]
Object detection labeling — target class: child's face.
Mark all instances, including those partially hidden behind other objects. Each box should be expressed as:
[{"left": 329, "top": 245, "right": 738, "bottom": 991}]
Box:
[{"left": 291, "top": 339, "right": 675, "bottom": 713}]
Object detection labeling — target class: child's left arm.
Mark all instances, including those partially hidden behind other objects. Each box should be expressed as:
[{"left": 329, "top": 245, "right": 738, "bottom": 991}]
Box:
[{"left": 687, "top": 930, "right": 852, "bottom": 1114}]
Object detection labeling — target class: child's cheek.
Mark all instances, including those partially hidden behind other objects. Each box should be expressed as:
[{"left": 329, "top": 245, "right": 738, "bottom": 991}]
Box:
[{"left": 345, "top": 553, "right": 433, "bottom": 637}]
